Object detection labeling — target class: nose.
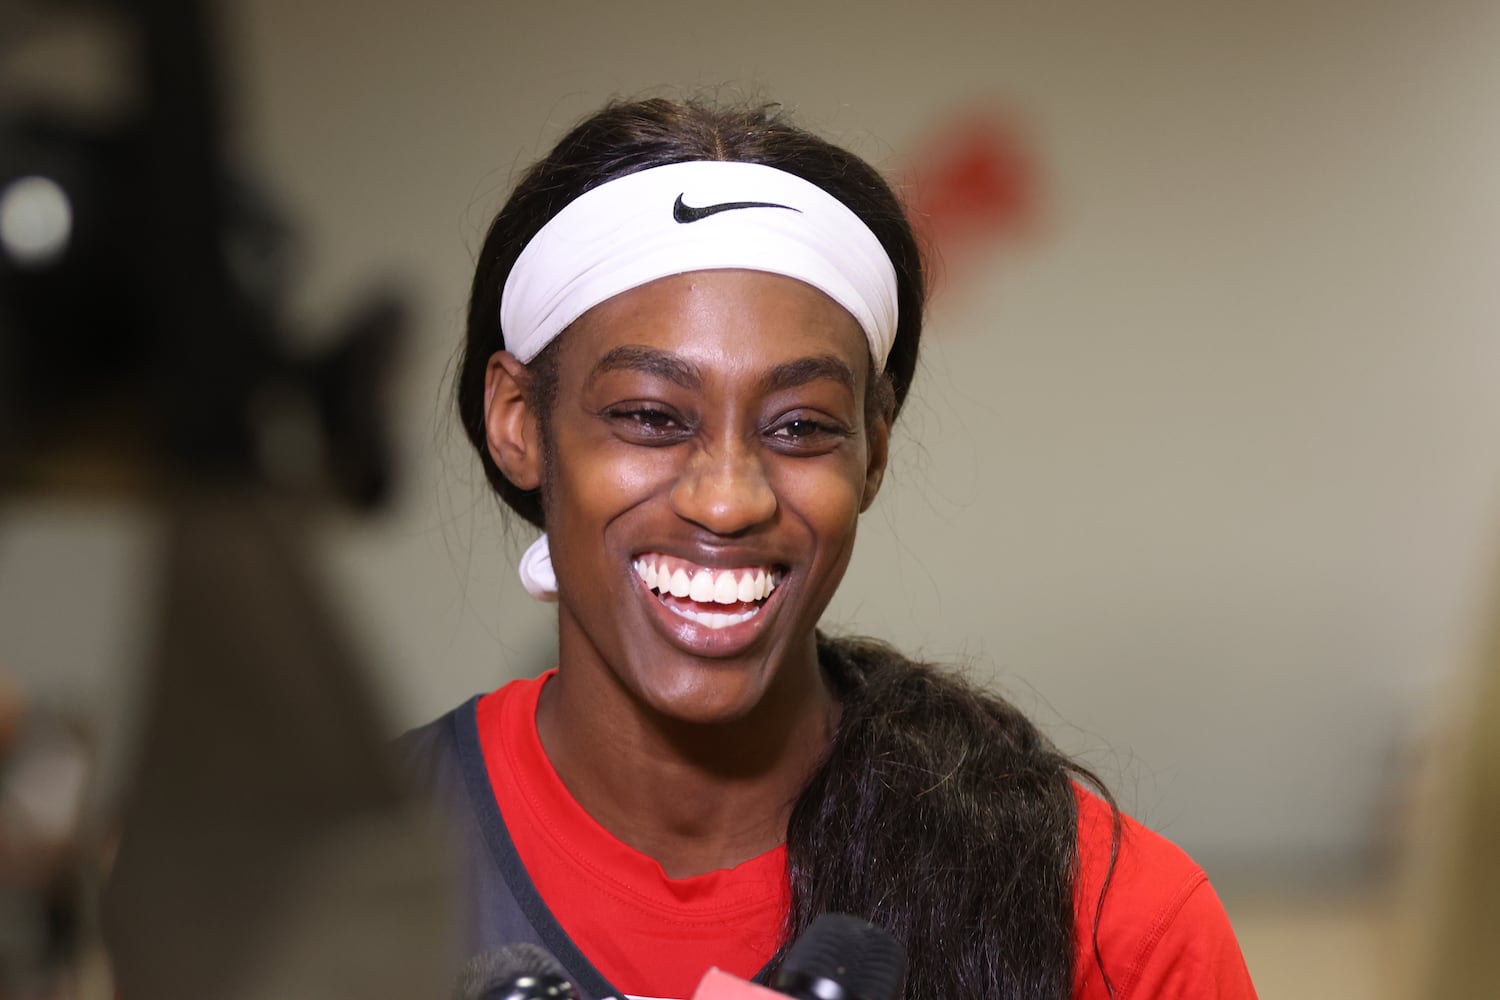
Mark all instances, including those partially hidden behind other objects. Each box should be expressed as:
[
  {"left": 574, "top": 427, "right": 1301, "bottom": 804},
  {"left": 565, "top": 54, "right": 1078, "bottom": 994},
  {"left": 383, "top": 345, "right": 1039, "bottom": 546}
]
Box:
[{"left": 670, "top": 439, "right": 777, "bottom": 536}]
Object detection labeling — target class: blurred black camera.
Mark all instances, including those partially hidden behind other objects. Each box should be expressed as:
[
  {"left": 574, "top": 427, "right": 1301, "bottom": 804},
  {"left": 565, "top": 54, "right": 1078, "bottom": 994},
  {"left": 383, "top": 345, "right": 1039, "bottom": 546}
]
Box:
[{"left": 0, "top": 0, "right": 400, "bottom": 506}]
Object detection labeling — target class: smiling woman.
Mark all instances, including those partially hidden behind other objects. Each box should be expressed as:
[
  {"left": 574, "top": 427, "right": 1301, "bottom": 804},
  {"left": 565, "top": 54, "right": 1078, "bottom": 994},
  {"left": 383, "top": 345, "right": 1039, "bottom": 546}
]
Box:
[
  {"left": 399, "top": 98, "right": 1257, "bottom": 1000},
  {"left": 491, "top": 271, "right": 877, "bottom": 728}
]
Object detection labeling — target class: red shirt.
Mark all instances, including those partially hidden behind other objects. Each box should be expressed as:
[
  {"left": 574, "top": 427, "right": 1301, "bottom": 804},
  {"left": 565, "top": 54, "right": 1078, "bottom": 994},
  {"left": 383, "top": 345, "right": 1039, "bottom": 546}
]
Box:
[
  {"left": 476, "top": 674, "right": 1256, "bottom": 999},
  {"left": 1071, "top": 786, "right": 1256, "bottom": 998}
]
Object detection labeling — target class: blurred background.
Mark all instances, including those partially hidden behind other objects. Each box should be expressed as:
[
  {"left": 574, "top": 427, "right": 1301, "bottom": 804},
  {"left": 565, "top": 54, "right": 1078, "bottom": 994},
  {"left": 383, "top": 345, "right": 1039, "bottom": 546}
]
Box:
[{"left": 3, "top": 0, "right": 1500, "bottom": 996}]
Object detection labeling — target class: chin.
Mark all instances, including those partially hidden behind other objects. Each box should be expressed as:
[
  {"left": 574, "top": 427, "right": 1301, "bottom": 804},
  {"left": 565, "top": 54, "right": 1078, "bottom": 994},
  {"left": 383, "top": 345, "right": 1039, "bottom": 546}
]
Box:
[{"left": 632, "top": 660, "right": 774, "bottom": 728}]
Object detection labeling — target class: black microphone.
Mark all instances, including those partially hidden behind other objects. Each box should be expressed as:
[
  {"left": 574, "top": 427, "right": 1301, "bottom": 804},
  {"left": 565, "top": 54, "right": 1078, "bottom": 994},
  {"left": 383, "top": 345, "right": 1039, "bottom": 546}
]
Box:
[
  {"left": 453, "top": 942, "right": 581, "bottom": 1000},
  {"left": 771, "top": 914, "right": 906, "bottom": 1000}
]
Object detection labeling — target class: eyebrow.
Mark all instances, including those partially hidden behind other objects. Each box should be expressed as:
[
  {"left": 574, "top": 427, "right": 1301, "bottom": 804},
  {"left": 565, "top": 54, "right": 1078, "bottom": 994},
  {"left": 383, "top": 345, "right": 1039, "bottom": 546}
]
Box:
[
  {"left": 758, "top": 354, "right": 857, "bottom": 396},
  {"left": 587, "top": 345, "right": 701, "bottom": 390},
  {"left": 586, "top": 345, "right": 857, "bottom": 396}
]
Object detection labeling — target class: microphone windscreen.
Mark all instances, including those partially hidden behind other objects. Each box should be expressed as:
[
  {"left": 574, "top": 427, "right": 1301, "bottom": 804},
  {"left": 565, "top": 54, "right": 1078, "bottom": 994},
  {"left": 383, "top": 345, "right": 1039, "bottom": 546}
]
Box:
[
  {"left": 453, "top": 942, "right": 578, "bottom": 1000},
  {"left": 690, "top": 966, "right": 790, "bottom": 1000},
  {"left": 775, "top": 913, "right": 906, "bottom": 1000}
]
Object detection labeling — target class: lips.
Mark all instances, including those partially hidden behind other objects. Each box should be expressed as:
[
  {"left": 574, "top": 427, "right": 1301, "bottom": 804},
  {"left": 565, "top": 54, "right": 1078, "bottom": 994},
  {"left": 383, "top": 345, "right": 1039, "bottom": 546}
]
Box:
[{"left": 632, "top": 553, "right": 782, "bottom": 631}]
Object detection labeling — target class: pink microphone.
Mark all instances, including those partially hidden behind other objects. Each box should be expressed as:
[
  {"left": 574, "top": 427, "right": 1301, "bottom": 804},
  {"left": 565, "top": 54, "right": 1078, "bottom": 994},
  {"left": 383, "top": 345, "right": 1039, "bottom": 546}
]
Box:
[{"left": 689, "top": 967, "right": 787, "bottom": 1000}]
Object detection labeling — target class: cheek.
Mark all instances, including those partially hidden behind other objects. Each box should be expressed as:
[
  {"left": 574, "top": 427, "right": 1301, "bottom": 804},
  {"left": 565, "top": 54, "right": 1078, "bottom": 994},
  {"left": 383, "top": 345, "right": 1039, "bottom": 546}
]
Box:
[
  {"left": 770, "top": 453, "right": 869, "bottom": 538},
  {"left": 549, "top": 434, "right": 677, "bottom": 522}
]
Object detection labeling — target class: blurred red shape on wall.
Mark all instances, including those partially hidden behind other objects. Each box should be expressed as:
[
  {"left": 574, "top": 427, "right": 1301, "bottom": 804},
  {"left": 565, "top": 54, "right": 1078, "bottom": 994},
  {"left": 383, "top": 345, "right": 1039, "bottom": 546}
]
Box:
[{"left": 900, "top": 108, "right": 1040, "bottom": 302}]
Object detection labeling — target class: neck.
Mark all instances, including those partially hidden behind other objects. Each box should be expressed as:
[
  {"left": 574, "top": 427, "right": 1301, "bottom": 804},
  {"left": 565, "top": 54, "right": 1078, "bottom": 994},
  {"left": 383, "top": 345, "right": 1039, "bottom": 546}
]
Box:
[{"left": 535, "top": 640, "right": 836, "bottom": 878}]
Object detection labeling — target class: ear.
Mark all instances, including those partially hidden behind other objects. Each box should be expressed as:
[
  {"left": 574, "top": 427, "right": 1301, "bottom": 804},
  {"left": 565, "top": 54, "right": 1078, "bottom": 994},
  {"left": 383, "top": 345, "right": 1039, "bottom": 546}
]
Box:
[
  {"left": 859, "top": 391, "right": 894, "bottom": 512},
  {"left": 484, "top": 350, "right": 543, "bottom": 491}
]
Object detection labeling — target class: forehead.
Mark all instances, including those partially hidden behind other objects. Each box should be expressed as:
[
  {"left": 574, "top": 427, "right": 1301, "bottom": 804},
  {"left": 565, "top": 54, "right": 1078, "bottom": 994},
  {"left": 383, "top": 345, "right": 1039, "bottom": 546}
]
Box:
[{"left": 557, "top": 270, "right": 870, "bottom": 380}]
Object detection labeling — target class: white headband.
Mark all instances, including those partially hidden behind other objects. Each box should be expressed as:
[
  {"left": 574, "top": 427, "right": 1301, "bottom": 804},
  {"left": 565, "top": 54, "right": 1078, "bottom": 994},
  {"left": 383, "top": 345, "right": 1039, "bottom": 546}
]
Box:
[
  {"left": 500, "top": 160, "right": 899, "bottom": 367},
  {"left": 500, "top": 160, "right": 901, "bottom": 602}
]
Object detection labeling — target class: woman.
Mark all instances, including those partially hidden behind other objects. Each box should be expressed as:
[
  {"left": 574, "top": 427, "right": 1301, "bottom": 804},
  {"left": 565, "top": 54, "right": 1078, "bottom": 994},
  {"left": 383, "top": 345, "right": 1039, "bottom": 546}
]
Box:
[{"left": 401, "top": 97, "right": 1257, "bottom": 1000}]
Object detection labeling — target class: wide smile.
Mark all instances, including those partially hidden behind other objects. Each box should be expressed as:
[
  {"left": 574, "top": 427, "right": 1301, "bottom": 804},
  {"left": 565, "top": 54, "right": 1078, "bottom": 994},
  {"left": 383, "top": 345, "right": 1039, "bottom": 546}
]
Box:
[{"left": 632, "top": 553, "right": 783, "bottom": 632}]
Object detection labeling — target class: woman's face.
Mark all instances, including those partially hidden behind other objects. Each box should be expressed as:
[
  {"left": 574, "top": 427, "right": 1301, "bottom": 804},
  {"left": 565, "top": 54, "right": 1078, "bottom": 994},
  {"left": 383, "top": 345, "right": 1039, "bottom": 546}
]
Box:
[{"left": 493, "top": 269, "right": 890, "bottom": 726}]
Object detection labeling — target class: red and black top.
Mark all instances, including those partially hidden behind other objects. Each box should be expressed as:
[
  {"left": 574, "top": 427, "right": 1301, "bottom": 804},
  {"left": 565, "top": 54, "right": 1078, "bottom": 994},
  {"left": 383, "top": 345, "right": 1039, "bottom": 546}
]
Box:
[{"left": 462, "top": 672, "right": 1257, "bottom": 1000}]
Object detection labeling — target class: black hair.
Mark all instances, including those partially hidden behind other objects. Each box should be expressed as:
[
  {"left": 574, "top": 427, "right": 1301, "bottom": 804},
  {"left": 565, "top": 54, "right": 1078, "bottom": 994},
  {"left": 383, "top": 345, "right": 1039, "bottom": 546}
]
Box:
[
  {"left": 790, "top": 634, "right": 1118, "bottom": 1000},
  {"left": 455, "top": 98, "right": 1114, "bottom": 999}
]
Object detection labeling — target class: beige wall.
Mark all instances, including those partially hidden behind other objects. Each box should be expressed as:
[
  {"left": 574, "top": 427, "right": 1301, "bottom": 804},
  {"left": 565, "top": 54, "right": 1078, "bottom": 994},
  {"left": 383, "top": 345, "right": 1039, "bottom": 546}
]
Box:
[{"left": 5, "top": 0, "right": 1500, "bottom": 896}]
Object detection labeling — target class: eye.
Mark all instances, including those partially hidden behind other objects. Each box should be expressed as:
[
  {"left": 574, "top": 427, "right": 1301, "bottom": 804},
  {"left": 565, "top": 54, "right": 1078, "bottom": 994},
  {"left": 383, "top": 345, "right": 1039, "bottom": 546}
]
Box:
[
  {"left": 779, "top": 418, "right": 830, "bottom": 439},
  {"left": 605, "top": 405, "right": 691, "bottom": 444},
  {"left": 765, "top": 413, "right": 853, "bottom": 453}
]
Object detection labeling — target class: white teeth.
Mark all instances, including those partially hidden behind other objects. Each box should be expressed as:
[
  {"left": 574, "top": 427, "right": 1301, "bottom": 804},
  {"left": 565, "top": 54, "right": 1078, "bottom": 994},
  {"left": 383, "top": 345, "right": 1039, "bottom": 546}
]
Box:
[
  {"left": 689, "top": 571, "right": 714, "bottom": 602},
  {"left": 667, "top": 604, "right": 761, "bottom": 629},
  {"left": 636, "top": 556, "right": 781, "bottom": 605}
]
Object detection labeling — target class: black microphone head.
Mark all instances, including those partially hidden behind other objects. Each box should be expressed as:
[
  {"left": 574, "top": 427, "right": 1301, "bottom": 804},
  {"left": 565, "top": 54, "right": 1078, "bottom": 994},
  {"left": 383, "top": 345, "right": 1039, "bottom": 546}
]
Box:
[
  {"left": 774, "top": 913, "right": 906, "bottom": 1000},
  {"left": 453, "top": 942, "right": 579, "bottom": 1000}
]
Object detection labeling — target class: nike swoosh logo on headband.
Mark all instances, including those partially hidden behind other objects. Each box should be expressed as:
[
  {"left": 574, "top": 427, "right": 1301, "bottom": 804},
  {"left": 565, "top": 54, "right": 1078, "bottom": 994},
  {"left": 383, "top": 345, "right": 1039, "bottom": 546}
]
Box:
[{"left": 672, "top": 193, "right": 800, "bottom": 224}]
